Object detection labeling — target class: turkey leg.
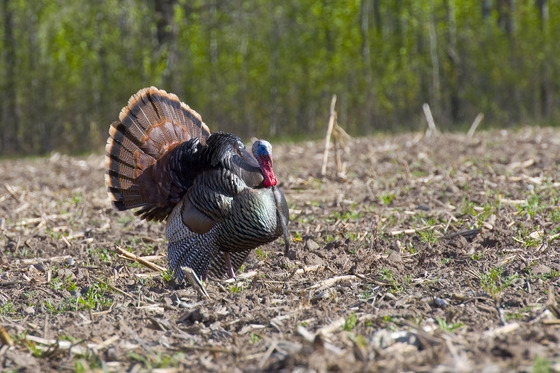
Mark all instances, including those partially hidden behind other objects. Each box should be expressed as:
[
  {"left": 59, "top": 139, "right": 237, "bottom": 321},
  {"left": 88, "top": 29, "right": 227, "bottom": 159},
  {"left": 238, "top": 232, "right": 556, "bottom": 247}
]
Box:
[{"left": 224, "top": 252, "right": 236, "bottom": 279}]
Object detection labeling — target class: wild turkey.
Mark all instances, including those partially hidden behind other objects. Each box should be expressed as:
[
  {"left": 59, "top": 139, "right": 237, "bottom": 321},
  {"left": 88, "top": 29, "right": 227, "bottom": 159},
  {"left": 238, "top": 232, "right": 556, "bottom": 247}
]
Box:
[{"left": 105, "top": 87, "right": 289, "bottom": 282}]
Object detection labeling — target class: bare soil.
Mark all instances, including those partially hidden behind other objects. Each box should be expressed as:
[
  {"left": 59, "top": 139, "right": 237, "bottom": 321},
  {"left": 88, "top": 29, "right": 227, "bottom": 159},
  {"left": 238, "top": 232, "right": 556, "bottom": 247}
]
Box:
[{"left": 0, "top": 128, "right": 559, "bottom": 372}]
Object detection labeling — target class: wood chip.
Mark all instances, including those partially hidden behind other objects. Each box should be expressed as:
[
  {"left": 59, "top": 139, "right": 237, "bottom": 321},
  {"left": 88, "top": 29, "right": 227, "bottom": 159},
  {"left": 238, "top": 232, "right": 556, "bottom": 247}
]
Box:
[
  {"left": 390, "top": 225, "right": 442, "bottom": 236},
  {"left": 0, "top": 326, "right": 13, "bottom": 346},
  {"left": 483, "top": 322, "right": 520, "bottom": 338},
  {"left": 307, "top": 275, "right": 358, "bottom": 290},
  {"left": 115, "top": 246, "right": 166, "bottom": 272}
]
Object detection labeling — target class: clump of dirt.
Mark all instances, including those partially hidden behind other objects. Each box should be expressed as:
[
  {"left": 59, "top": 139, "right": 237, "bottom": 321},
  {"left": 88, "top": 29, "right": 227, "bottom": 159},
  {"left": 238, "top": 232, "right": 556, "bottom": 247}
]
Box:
[{"left": 0, "top": 127, "right": 559, "bottom": 372}]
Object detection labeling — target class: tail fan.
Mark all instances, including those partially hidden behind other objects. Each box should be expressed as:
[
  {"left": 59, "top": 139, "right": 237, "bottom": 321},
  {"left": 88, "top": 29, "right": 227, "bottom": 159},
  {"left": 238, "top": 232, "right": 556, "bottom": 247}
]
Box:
[{"left": 105, "top": 87, "right": 211, "bottom": 221}]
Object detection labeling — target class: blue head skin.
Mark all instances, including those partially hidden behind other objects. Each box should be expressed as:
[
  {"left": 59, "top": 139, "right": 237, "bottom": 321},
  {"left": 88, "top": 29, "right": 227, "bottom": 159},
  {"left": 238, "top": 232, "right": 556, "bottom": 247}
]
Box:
[{"left": 252, "top": 140, "right": 277, "bottom": 187}]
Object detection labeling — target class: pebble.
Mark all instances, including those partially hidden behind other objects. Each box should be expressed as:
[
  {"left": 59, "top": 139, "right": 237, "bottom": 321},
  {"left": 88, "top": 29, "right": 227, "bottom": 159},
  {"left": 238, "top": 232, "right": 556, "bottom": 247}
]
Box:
[{"left": 305, "top": 239, "right": 319, "bottom": 251}]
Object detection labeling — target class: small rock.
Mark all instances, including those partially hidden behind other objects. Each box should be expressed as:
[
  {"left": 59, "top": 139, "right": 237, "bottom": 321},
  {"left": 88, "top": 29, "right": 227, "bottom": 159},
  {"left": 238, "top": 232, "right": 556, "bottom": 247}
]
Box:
[
  {"left": 433, "top": 297, "right": 448, "bottom": 308},
  {"left": 105, "top": 346, "right": 118, "bottom": 361},
  {"left": 23, "top": 306, "right": 35, "bottom": 316},
  {"left": 285, "top": 249, "right": 297, "bottom": 260},
  {"left": 371, "top": 329, "right": 395, "bottom": 349},
  {"left": 304, "top": 252, "right": 324, "bottom": 266},
  {"left": 532, "top": 264, "right": 551, "bottom": 276},
  {"left": 305, "top": 239, "right": 319, "bottom": 251},
  {"left": 387, "top": 251, "right": 402, "bottom": 263}
]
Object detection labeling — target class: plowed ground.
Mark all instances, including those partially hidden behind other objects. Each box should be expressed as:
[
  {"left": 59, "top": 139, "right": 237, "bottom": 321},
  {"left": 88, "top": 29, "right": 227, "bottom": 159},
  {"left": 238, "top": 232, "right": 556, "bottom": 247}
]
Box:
[{"left": 0, "top": 128, "right": 559, "bottom": 372}]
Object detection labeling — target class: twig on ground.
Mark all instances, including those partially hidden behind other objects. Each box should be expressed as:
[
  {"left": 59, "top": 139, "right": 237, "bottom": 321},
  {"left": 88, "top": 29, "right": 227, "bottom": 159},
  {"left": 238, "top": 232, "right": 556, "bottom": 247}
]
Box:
[
  {"left": 20, "top": 255, "right": 73, "bottom": 265},
  {"left": 258, "top": 340, "right": 279, "bottom": 369},
  {"left": 438, "top": 228, "right": 482, "bottom": 240},
  {"left": 307, "top": 275, "right": 358, "bottom": 290},
  {"left": 25, "top": 334, "right": 119, "bottom": 355},
  {"left": 321, "top": 94, "right": 337, "bottom": 176},
  {"left": 467, "top": 113, "right": 484, "bottom": 137},
  {"left": 223, "top": 271, "right": 258, "bottom": 283},
  {"left": 422, "top": 103, "right": 438, "bottom": 137},
  {"left": 114, "top": 246, "right": 166, "bottom": 272},
  {"left": 180, "top": 345, "right": 233, "bottom": 353},
  {"left": 17, "top": 214, "right": 67, "bottom": 227},
  {"left": 389, "top": 225, "right": 443, "bottom": 236},
  {"left": 0, "top": 326, "right": 13, "bottom": 346},
  {"left": 4, "top": 184, "right": 21, "bottom": 202},
  {"left": 483, "top": 323, "right": 520, "bottom": 338}
]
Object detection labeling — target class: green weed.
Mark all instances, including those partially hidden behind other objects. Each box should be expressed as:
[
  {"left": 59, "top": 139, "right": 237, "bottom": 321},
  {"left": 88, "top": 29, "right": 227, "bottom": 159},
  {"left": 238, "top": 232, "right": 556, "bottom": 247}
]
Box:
[
  {"left": 249, "top": 332, "right": 262, "bottom": 344},
  {"left": 378, "top": 192, "right": 396, "bottom": 205},
  {"left": 436, "top": 317, "right": 464, "bottom": 332},
  {"left": 0, "top": 300, "right": 17, "bottom": 316},
  {"left": 344, "top": 311, "right": 358, "bottom": 331},
  {"left": 479, "top": 267, "right": 518, "bottom": 298},
  {"left": 379, "top": 268, "right": 404, "bottom": 293}
]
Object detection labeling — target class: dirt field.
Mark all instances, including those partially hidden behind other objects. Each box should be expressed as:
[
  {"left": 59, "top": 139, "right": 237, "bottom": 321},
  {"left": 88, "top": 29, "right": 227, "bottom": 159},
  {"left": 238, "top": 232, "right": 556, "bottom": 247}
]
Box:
[{"left": 0, "top": 127, "right": 559, "bottom": 372}]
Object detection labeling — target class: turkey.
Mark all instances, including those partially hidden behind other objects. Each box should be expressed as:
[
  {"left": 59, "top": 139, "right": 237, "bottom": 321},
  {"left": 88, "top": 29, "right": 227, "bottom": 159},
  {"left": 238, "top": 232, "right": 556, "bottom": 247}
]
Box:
[{"left": 105, "top": 87, "right": 289, "bottom": 283}]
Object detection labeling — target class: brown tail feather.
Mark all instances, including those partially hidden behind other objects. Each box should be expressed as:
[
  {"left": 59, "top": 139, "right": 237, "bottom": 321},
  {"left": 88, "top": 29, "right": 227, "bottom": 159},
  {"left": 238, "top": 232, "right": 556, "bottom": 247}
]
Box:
[{"left": 105, "top": 87, "right": 211, "bottom": 220}]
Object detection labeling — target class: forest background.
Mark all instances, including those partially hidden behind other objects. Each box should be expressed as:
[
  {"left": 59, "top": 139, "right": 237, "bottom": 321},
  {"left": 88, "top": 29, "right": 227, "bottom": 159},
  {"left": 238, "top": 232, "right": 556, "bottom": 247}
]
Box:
[{"left": 0, "top": 0, "right": 557, "bottom": 155}]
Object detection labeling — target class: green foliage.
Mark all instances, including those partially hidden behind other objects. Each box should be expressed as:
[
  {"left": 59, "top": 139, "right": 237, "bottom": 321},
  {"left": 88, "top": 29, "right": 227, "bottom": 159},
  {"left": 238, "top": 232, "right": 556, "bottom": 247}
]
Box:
[
  {"left": 254, "top": 247, "right": 268, "bottom": 260},
  {"left": 532, "top": 356, "right": 553, "bottom": 373},
  {"left": 344, "top": 311, "right": 358, "bottom": 331},
  {"left": 2, "top": 1, "right": 560, "bottom": 155},
  {"left": 0, "top": 300, "right": 17, "bottom": 316},
  {"left": 479, "top": 267, "right": 518, "bottom": 298},
  {"left": 249, "top": 332, "right": 262, "bottom": 344},
  {"left": 436, "top": 317, "right": 464, "bottom": 332},
  {"left": 379, "top": 268, "right": 405, "bottom": 293},
  {"left": 378, "top": 193, "right": 396, "bottom": 206},
  {"left": 45, "top": 279, "right": 113, "bottom": 313},
  {"left": 128, "top": 351, "right": 184, "bottom": 370}
]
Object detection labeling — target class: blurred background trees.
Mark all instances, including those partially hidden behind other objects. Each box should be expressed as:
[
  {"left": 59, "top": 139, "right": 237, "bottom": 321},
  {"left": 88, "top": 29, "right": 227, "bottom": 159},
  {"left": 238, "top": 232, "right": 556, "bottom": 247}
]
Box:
[{"left": 0, "top": 0, "right": 558, "bottom": 155}]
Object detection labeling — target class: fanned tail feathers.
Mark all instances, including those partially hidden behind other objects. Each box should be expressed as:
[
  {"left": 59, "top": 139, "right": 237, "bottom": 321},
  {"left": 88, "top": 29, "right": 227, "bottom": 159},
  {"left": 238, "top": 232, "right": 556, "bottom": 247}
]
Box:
[{"left": 105, "top": 87, "right": 211, "bottom": 220}]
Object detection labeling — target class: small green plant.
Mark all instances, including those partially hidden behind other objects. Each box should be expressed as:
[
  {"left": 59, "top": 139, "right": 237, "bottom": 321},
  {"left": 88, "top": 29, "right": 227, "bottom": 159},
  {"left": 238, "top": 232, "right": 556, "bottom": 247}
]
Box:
[
  {"left": 78, "top": 281, "right": 113, "bottom": 310},
  {"left": 543, "top": 270, "right": 560, "bottom": 280},
  {"left": 378, "top": 192, "right": 396, "bottom": 205},
  {"left": 26, "top": 340, "right": 44, "bottom": 358},
  {"left": 255, "top": 247, "right": 268, "bottom": 260},
  {"left": 418, "top": 229, "right": 438, "bottom": 245},
  {"left": 532, "top": 356, "right": 552, "bottom": 373},
  {"left": 227, "top": 280, "right": 248, "bottom": 293},
  {"left": 517, "top": 194, "right": 541, "bottom": 219},
  {"left": 161, "top": 270, "right": 172, "bottom": 282},
  {"left": 344, "top": 311, "right": 358, "bottom": 331},
  {"left": 249, "top": 332, "right": 262, "bottom": 344},
  {"left": 128, "top": 351, "right": 182, "bottom": 370},
  {"left": 325, "top": 234, "right": 337, "bottom": 243},
  {"left": 436, "top": 317, "right": 464, "bottom": 332},
  {"left": 471, "top": 252, "right": 483, "bottom": 260},
  {"left": 479, "top": 267, "right": 518, "bottom": 298},
  {"left": 379, "top": 268, "right": 404, "bottom": 293},
  {"left": 0, "top": 300, "right": 16, "bottom": 316}
]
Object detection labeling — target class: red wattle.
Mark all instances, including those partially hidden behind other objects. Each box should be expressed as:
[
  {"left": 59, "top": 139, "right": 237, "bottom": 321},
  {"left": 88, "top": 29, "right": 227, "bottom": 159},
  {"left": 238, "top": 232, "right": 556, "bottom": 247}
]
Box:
[{"left": 263, "top": 172, "right": 277, "bottom": 187}]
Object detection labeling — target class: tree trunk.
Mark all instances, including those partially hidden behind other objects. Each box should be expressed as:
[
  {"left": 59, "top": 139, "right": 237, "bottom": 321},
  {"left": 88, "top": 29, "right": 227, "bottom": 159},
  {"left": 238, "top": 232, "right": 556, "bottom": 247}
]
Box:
[
  {"left": 361, "top": 0, "right": 374, "bottom": 130},
  {"left": 537, "top": 0, "right": 552, "bottom": 118},
  {"left": 445, "top": 0, "right": 460, "bottom": 122},
  {"left": 428, "top": 4, "right": 441, "bottom": 124},
  {"left": 1, "top": 0, "right": 19, "bottom": 153}
]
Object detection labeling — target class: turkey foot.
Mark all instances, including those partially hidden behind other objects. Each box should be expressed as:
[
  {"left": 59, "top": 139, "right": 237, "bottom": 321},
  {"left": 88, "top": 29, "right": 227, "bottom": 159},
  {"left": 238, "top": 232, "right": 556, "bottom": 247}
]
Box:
[{"left": 223, "top": 252, "right": 236, "bottom": 279}]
